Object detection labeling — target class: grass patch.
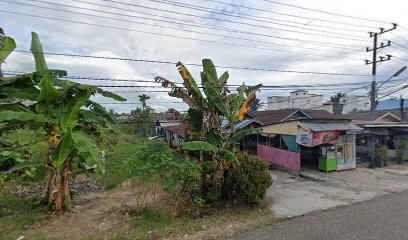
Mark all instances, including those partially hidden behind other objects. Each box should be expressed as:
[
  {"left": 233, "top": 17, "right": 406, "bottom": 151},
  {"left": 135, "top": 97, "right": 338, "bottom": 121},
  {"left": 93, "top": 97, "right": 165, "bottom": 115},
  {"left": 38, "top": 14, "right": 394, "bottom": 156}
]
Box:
[
  {"left": 0, "top": 195, "right": 47, "bottom": 240},
  {"left": 99, "top": 203, "right": 276, "bottom": 240}
]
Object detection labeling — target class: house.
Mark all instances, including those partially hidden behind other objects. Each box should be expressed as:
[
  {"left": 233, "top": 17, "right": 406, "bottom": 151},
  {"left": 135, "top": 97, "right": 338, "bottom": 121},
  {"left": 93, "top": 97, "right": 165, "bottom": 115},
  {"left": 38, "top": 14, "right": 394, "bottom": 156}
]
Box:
[
  {"left": 152, "top": 113, "right": 180, "bottom": 137},
  {"left": 339, "top": 95, "right": 370, "bottom": 113},
  {"left": 341, "top": 111, "right": 408, "bottom": 160},
  {"left": 164, "top": 124, "right": 186, "bottom": 149},
  {"left": 267, "top": 90, "right": 323, "bottom": 110},
  {"left": 246, "top": 109, "right": 361, "bottom": 174}
]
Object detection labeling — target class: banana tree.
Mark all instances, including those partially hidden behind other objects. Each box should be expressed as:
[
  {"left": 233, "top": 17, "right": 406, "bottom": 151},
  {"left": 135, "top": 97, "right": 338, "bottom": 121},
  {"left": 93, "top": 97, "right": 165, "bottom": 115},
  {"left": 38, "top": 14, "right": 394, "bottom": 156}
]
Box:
[
  {"left": 155, "top": 59, "right": 262, "bottom": 189},
  {"left": 0, "top": 28, "right": 16, "bottom": 80},
  {"left": 0, "top": 31, "right": 125, "bottom": 214}
]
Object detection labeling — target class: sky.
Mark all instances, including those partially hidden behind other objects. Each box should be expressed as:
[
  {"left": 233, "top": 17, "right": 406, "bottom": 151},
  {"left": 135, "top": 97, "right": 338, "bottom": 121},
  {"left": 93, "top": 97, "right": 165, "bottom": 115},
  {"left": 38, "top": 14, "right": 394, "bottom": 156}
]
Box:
[{"left": 1, "top": 0, "right": 408, "bottom": 113}]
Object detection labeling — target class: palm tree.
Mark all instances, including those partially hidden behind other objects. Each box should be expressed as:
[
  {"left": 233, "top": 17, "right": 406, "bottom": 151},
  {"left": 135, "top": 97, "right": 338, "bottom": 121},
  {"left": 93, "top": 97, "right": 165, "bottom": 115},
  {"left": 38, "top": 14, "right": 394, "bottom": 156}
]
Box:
[{"left": 138, "top": 94, "right": 150, "bottom": 109}]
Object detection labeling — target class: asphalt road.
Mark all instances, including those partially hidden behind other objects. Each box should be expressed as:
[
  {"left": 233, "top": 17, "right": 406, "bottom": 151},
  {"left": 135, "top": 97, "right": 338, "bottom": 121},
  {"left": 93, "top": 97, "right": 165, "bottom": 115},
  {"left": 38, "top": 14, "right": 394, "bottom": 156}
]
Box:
[{"left": 229, "top": 190, "right": 408, "bottom": 240}]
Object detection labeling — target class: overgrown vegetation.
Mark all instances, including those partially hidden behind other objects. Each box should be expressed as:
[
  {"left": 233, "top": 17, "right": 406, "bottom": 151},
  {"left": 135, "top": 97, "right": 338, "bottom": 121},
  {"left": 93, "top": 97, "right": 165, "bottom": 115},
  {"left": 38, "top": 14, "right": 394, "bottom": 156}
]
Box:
[
  {"left": 0, "top": 195, "right": 46, "bottom": 239},
  {"left": 0, "top": 28, "right": 274, "bottom": 239},
  {"left": 0, "top": 30, "right": 125, "bottom": 214},
  {"left": 155, "top": 59, "right": 272, "bottom": 202}
]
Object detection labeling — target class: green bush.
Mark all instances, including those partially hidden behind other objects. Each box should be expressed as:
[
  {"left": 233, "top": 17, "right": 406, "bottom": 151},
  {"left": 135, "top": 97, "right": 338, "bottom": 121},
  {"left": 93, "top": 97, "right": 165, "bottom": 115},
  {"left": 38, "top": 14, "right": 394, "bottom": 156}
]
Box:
[
  {"left": 226, "top": 152, "right": 272, "bottom": 203},
  {"left": 131, "top": 140, "right": 202, "bottom": 195},
  {"left": 396, "top": 139, "right": 408, "bottom": 164}
]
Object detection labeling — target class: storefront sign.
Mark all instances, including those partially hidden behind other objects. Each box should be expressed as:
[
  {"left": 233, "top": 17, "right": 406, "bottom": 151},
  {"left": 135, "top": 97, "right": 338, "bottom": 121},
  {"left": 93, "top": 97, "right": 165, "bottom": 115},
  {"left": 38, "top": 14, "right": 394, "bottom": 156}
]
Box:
[{"left": 297, "top": 127, "right": 340, "bottom": 147}]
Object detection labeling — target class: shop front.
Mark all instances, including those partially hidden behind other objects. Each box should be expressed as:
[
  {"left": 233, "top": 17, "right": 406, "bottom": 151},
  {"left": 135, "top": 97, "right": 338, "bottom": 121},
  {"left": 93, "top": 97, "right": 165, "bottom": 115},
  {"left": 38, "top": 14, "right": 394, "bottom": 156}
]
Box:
[{"left": 296, "top": 122, "right": 362, "bottom": 172}]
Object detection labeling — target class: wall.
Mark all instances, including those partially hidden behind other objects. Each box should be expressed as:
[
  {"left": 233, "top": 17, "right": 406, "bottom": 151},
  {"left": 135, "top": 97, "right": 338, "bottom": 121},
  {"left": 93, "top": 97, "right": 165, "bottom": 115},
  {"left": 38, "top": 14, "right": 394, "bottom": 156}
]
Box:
[
  {"left": 262, "top": 121, "right": 299, "bottom": 135},
  {"left": 267, "top": 91, "right": 323, "bottom": 110},
  {"left": 267, "top": 96, "right": 290, "bottom": 110},
  {"left": 257, "top": 144, "right": 301, "bottom": 173},
  {"left": 340, "top": 95, "right": 370, "bottom": 113}
]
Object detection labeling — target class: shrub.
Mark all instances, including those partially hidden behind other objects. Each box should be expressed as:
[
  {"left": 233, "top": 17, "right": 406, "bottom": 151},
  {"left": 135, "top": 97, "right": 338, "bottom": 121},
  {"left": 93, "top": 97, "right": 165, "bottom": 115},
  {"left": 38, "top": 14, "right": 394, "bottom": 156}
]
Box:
[
  {"left": 131, "top": 140, "right": 202, "bottom": 195},
  {"left": 396, "top": 139, "right": 408, "bottom": 164},
  {"left": 226, "top": 152, "right": 272, "bottom": 203}
]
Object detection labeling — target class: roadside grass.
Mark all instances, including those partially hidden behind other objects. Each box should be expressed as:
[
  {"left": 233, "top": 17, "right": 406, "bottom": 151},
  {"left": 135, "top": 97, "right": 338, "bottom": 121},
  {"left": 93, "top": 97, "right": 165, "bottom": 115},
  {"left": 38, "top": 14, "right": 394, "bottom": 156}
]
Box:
[
  {"left": 99, "top": 203, "right": 276, "bottom": 240},
  {"left": 0, "top": 195, "right": 48, "bottom": 240}
]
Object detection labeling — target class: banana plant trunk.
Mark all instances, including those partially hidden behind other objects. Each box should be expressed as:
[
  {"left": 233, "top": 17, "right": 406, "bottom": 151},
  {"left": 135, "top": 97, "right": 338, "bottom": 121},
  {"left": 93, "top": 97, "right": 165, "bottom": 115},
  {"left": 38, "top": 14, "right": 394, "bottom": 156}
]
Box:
[{"left": 44, "top": 156, "right": 72, "bottom": 214}]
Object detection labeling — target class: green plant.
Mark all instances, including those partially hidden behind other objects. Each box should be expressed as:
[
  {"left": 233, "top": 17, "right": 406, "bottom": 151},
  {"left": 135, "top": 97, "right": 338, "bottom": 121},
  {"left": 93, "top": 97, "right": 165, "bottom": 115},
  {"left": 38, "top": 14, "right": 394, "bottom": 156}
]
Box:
[
  {"left": 0, "top": 195, "right": 47, "bottom": 239},
  {"left": 0, "top": 31, "right": 125, "bottom": 214},
  {"left": 396, "top": 139, "right": 408, "bottom": 164},
  {"left": 0, "top": 128, "right": 48, "bottom": 180},
  {"left": 131, "top": 140, "right": 202, "bottom": 195},
  {"left": 155, "top": 59, "right": 262, "bottom": 200},
  {"left": 226, "top": 152, "right": 273, "bottom": 203},
  {"left": 377, "top": 146, "right": 388, "bottom": 166}
]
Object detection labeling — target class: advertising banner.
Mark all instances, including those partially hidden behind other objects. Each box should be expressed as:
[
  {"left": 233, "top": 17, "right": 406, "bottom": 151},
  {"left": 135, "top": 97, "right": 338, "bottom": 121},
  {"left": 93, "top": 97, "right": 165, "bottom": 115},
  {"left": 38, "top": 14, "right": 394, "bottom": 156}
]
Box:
[{"left": 297, "top": 127, "right": 340, "bottom": 147}]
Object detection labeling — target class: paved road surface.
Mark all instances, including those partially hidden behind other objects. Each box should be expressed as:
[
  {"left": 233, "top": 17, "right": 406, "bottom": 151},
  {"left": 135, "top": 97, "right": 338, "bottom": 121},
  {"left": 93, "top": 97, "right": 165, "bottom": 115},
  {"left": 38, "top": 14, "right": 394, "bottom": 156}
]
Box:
[{"left": 230, "top": 190, "right": 408, "bottom": 240}]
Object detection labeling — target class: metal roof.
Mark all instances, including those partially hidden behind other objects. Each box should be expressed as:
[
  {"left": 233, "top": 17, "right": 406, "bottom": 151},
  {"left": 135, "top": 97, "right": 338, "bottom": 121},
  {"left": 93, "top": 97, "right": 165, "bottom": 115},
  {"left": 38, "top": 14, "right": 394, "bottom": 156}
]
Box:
[
  {"left": 376, "top": 99, "right": 408, "bottom": 110},
  {"left": 160, "top": 122, "right": 180, "bottom": 127},
  {"left": 301, "top": 122, "right": 362, "bottom": 132}
]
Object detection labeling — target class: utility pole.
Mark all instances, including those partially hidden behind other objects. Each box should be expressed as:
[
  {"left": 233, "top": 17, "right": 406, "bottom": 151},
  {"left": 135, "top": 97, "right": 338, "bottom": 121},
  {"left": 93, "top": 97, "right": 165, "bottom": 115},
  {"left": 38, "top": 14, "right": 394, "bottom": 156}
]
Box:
[{"left": 365, "top": 23, "right": 397, "bottom": 168}]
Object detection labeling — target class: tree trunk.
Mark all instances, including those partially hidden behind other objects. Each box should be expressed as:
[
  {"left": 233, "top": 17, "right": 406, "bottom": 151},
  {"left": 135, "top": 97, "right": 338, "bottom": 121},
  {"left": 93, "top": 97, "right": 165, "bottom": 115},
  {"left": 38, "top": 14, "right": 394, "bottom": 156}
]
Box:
[
  {"left": 45, "top": 159, "right": 72, "bottom": 214},
  {"left": 44, "top": 139, "right": 54, "bottom": 203}
]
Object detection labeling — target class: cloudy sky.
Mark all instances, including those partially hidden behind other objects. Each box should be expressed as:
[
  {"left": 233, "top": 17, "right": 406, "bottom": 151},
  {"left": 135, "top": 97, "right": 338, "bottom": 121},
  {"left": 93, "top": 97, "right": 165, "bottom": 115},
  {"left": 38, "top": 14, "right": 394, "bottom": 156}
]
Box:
[{"left": 1, "top": 0, "right": 408, "bottom": 113}]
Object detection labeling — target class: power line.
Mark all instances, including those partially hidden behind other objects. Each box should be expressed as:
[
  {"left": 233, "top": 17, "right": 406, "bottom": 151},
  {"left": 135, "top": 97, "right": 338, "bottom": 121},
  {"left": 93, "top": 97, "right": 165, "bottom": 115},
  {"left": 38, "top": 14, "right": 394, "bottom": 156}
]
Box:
[
  {"left": 131, "top": 0, "right": 369, "bottom": 42},
  {"left": 201, "top": 0, "right": 370, "bottom": 32},
  {"left": 393, "top": 56, "right": 408, "bottom": 63},
  {"left": 3, "top": 0, "right": 362, "bottom": 55},
  {"left": 142, "top": 0, "right": 368, "bottom": 39},
  {"left": 75, "top": 0, "right": 361, "bottom": 47},
  {"left": 73, "top": 0, "right": 369, "bottom": 48},
  {"left": 260, "top": 0, "right": 391, "bottom": 24},
  {"left": 149, "top": 0, "right": 379, "bottom": 29},
  {"left": 8, "top": 71, "right": 402, "bottom": 89},
  {"left": 10, "top": 50, "right": 384, "bottom": 77},
  {"left": 390, "top": 32, "right": 408, "bottom": 46},
  {"left": 0, "top": 10, "right": 366, "bottom": 59}
]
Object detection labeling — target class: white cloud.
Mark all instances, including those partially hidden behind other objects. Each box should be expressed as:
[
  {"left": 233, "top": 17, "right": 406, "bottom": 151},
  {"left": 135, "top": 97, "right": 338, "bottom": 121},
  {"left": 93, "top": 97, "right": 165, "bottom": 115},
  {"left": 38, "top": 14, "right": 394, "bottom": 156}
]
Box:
[{"left": 2, "top": 0, "right": 408, "bottom": 112}]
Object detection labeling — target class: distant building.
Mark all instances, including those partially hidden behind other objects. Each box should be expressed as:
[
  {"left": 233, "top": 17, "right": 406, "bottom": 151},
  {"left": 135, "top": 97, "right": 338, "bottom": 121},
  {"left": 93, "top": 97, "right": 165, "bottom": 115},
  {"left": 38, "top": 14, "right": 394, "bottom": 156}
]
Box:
[
  {"left": 267, "top": 90, "right": 323, "bottom": 110},
  {"left": 339, "top": 95, "right": 370, "bottom": 113},
  {"left": 152, "top": 113, "right": 179, "bottom": 137}
]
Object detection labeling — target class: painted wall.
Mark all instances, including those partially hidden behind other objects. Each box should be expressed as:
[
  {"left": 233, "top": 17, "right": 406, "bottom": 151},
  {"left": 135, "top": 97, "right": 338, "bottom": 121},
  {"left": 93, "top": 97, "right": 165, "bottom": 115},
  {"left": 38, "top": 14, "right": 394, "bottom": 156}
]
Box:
[{"left": 257, "top": 144, "right": 301, "bottom": 173}]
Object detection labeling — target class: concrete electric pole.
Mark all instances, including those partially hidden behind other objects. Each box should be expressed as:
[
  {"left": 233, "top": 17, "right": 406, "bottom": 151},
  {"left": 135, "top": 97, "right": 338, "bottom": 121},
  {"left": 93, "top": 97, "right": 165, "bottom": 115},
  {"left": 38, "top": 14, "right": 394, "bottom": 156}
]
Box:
[{"left": 364, "top": 23, "right": 397, "bottom": 168}]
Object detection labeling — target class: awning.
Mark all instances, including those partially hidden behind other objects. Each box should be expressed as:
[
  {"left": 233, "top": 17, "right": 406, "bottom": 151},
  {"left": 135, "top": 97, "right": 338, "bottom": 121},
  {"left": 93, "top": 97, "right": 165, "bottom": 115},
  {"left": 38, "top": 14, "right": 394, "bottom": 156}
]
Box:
[{"left": 300, "top": 122, "right": 362, "bottom": 132}]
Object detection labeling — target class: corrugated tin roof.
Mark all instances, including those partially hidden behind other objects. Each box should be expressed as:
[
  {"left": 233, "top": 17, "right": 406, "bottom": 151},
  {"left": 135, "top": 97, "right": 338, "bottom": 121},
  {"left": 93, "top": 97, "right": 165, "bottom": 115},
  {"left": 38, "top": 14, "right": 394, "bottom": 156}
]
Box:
[
  {"left": 302, "top": 122, "right": 362, "bottom": 132},
  {"left": 160, "top": 122, "right": 180, "bottom": 127},
  {"left": 376, "top": 99, "right": 408, "bottom": 110}
]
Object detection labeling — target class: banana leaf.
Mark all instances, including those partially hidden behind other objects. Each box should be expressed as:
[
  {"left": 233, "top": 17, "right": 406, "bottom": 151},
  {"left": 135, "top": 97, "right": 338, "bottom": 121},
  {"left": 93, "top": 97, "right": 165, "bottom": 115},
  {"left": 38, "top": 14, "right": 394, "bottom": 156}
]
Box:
[
  {"left": 203, "top": 81, "right": 230, "bottom": 119},
  {"left": 228, "top": 128, "right": 262, "bottom": 145},
  {"left": 72, "top": 131, "right": 105, "bottom": 174},
  {"left": 0, "top": 110, "right": 54, "bottom": 123},
  {"left": 52, "top": 133, "right": 74, "bottom": 169},
  {"left": 59, "top": 90, "right": 91, "bottom": 132},
  {"left": 30, "top": 32, "right": 48, "bottom": 71},
  {"left": 0, "top": 35, "right": 16, "bottom": 63}
]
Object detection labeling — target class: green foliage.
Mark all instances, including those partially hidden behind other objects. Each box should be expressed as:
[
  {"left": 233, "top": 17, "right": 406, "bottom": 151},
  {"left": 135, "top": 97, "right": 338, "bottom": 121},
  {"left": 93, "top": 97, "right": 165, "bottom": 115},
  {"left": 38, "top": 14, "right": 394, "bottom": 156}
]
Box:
[
  {"left": 72, "top": 131, "right": 105, "bottom": 174},
  {"left": 0, "top": 34, "right": 16, "bottom": 64},
  {"left": 0, "top": 195, "right": 46, "bottom": 239},
  {"left": 0, "top": 128, "right": 47, "bottom": 180},
  {"left": 129, "top": 107, "right": 153, "bottom": 137},
  {"left": 131, "top": 140, "right": 202, "bottom": 194},
  {"left": 375, "top": 146, "right": 388, "bottom": 163},
  {"left": 101, "top": 136, "right": 141, "bottom": 189},
  {"left": 182, "top": 141, "right": 219, "bottom": 153},
  {"left": 226, "top": 153, "right": 273, "bottom": 203},
  {"left": 396, "top": 139, "right": 408, "bottom": 163},
  {"left": 133, "top": 208, "right": 173, "bottom": 229}
]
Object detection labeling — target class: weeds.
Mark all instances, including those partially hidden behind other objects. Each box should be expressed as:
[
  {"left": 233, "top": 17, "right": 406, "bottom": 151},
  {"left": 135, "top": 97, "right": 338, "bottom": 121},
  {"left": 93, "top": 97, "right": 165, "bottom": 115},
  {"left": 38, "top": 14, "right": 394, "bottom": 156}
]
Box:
[{"left": 0, "top": 195, "right": 47, "bottom": 239}]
